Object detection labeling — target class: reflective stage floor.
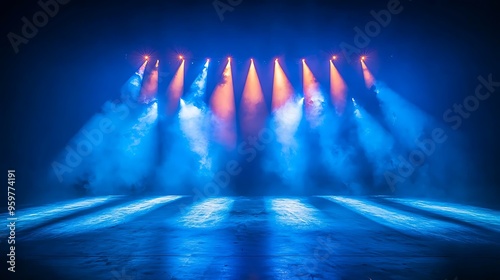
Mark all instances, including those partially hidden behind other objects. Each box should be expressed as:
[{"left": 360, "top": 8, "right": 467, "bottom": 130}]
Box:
[{"left": 2, "top": 196, "right": 500, "bottom": 279}]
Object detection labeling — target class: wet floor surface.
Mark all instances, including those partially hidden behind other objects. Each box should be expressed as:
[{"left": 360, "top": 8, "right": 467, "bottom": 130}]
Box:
[{"left": 2, "top": 196, "right": 500, "bottom": 279}]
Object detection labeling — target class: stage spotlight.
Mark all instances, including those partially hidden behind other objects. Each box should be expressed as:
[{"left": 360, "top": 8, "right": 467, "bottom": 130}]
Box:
[
  {"left": 228, "top": 57, "right": 232, "bottom": 62},
  {"left": 275, "top": 58, "right": 278, "bottom": 63},
  {"left": 155, "top": 60, "right": 159, "bottom": 68},
  {"left": 179, "top": 55, "right": 184, "bottom": 60},
  {"left": 302, "top": 59, "right": 305, "bottom": 63},
  {"left": 361, "top": 56, "right": 366, "bottom": 61},
  {"left": 332, "top": 55, "right": 337, "bottom": 60},
  {"left": 144, "top": 55, "right": 150, "bottom": 60}
]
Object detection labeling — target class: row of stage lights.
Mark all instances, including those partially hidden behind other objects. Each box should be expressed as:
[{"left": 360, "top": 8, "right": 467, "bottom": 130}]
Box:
[{"left": 143, "top": 55, "right": 368, "bottom": 62}]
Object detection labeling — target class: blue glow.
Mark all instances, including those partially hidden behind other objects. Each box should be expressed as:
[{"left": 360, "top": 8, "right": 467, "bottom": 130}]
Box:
[
  {"left": 0, "top": 196, "right": 121, "bottom": 231},
  {"left": 351, "top": 99, "right": 396, "bottom": 182},
  {"left": 26, "top": 196, "right": 181, "bottom": 239},
  {"left": 179, "top": 198, "right": 234, "bottom": 228},
  {"left": 321, "top": 196, "right": 488, "bottom": 243},
  {"left": 385, "top": 198, "right": 500, "bottom": 232},
  {"left": 268, "top": 198, "right": 322, "bottom": 228},
  {"left": 127, "top": 102, "right": 158, "bottom": 154},
  {"left": 178, "top": 63, "right": 212, "bottom": 170},
  {"left": 375, "top": 82, "right": 433, "bottom": 148}
]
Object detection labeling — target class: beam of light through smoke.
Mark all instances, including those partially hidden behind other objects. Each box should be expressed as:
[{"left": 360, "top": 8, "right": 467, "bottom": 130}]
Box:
[
  {"left": 167, "top": 60, "right": 185, "bottom": 115},
  {"left": 240, "top": 60, "right": 268, "bottom": 137},
  {"left": 178, "top": 62, "right": 212, "bottom": 170},
  {"left": 139, "top": 60, "right": 159, "bottom": 104},
  {"left": 330, "top": 60, "right": 347, "bottom": 114},
  {"left": 374, "top": 82, "right": 433, "bottom": 149},
  {"left": 210, "top": 60, "right": 236, "bottom": 148},
  {"left": 351, "top": 98, "right": 397, "bottom": 184},
  {"left": 361, "top": 60, "right": 375, "bottom": 89},
  {"left": 302, "top": 60, "right": 325, "bottom": 128},
  {"left": 121, "top": 60, "right": 148, "bottom": 102},
  {"left": 272, "top": 59, "right": 294, "bottom": 112}
]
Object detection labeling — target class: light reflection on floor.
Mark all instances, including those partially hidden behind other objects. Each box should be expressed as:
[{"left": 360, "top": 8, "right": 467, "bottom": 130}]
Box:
[
  {"left": 384, "top": 197, "right": 500, "bottom": 232},
  {"left": 24, "top": 196, "right": 181, "bottom": 239},
  {"left": 268, "top": 198, "right": 323, "bottom": 228},
  {"left": 0, "top": 195, "right": 122, "bottom": 231},
  {"left": 8, "top": 195, "right": 500, "bottom": 279},
  {"left": 178, "top": 197, "right": 235, "bottom": 228},
  {"left": 321, "top": 196, "right": 487, "bottom": 243}
]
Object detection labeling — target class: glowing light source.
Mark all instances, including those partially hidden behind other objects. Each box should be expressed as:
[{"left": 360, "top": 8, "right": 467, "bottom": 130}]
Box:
[
  {"left": 155, "top": 60, "right": 159, "bottom": 68},
  {"left": 332, "top": 55, "right": 337, "bottom": 60},
  {"left": 144, "top": 55, "right": 150, "bottom": 60},
  {"left": 275, "top": 58, "right": 278, "bottom": 63},
  {"left": 361, "top": 56, "right": 366, "bottom": 61},
  {"left": 179, "top": 55, "right": 184, "bottom": 60}
]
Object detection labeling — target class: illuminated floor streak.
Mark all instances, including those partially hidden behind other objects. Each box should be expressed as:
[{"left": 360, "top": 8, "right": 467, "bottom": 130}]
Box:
[
  {"left": 25, "top": 196, "right": 181, "bottom": 239},
  {"left": 0, "top": 196, "right": 122, "bottom": 231},
  {"left": 268, "top": 198, "right": 323, "bottom": 228},
  {"left": 385, "top": 198, "right": 500, "bottom": 232},
  {"left": 179, "top": 198, "right": 234, "bottom": 228},
  {"left": 321, "top": 196, "right": 489, "bottom": 243}
]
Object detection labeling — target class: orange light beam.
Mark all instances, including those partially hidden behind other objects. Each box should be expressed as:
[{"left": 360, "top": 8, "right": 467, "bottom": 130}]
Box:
[
  {"left": 139, "top": 62, "right": 158, "bottom": 104},
  {"left": 330, "top": 60, "right": 347, "bottom": 115},
  {"left": 361, "top": 60, "right": 375, "bottom": 89},
  {"left": 302, "top": 60, "right": 321, "bottom": 114},
  {"left": 272, "top": 60, "right": 294, "bottom": 112},
  {"left": 166, "top": 60, "right": 185, "bottom": 114},
  {"left": 240, "top": 60, "right": 267, "bottom": 137},
  {"left": 210, "top": 60, "right": 236, "bottom": 148}
]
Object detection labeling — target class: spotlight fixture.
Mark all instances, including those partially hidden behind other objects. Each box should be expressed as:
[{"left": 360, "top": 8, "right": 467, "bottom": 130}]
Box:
[
  {"left": 275, "top": 58, "right": 278, "bottom": 63},
  {"left": 332, "top": 55, "right": 337, "bottom": 60},
  {"left": 179, "top": 55, "right": 184, "bottom": 60},
  {"left": 144, "top": 55, "right": 150, "bottom": 60},
  {"left": 302, "top": 59, "right": 305, "bottom": 63},
  {"left": 361, "top": 56, "right": 366, "bottom": 61}
]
